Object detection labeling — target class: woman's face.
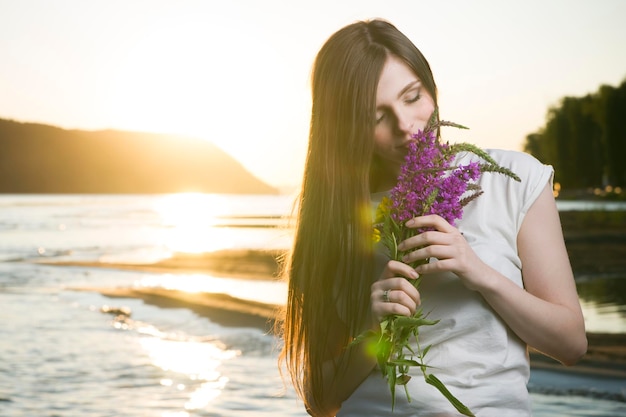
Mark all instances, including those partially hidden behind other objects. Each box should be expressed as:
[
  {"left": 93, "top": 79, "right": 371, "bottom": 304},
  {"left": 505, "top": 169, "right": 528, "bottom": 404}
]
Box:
[{"left": 373, "top": 54, "right": 435, "bottom": 176}]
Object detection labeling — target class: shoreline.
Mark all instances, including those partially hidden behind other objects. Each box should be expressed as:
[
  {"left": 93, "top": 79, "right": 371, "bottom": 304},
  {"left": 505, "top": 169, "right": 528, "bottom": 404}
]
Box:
[
  {"left": 67, "top": 282, "right": 626, "bottom": 379},
  {"left": 76, "top": 285, "right": 280, "bottom": 332},
  {"left": 49, "top": 210, "right": 626, "bottom": 379},
  {"left": 46, "top": 249, "right": 284, "bottom": 281},
  {"left": 40, "top": 210, "right": 626, "bottom": 279}
]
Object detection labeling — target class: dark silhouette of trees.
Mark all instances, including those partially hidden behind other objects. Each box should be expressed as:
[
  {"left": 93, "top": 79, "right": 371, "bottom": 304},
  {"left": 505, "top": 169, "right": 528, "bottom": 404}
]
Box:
[{"left": 523, "top": 79, "right": 626, "bottom": 189}]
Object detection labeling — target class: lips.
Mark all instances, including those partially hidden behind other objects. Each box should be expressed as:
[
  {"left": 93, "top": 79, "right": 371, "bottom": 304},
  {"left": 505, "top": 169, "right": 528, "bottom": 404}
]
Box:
[{"left": 396, "top": 141, "right": 411, "bottom": 150}]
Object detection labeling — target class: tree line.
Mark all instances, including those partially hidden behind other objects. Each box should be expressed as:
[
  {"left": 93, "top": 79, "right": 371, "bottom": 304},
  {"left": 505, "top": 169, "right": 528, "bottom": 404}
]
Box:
[{"left": 523, "top": 78, "right": 626, "bottom": 190}]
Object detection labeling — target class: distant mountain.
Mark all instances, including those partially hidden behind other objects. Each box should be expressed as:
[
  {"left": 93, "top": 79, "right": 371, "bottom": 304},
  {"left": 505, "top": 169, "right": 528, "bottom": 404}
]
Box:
[{"left": 0, "top": 118, "right": 277, "bottom": 194}]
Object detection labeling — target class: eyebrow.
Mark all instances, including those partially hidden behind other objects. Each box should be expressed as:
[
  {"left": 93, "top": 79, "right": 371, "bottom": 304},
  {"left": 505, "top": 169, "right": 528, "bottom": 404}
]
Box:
[{"left": 397, "top": 80, "right": 421, "bottom": 99}]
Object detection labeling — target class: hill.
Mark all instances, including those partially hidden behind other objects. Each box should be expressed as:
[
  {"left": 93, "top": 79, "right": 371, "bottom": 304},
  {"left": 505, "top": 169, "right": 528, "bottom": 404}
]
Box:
[{"left": 0, "top": 118, "right": 277, "bottom": 194}]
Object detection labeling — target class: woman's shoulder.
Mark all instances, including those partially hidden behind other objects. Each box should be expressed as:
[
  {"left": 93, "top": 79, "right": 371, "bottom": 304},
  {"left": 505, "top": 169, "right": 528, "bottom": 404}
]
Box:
[
  {"left": 483, "top": 149, "right": 547, "bottom": 169},
  {"left": 482, "top": 149, "right": 554, "bottom": 218},
  {"left": 453, "top": 149, "right": 553, "bottom": 234},
  {"left": 479, "top": 149, "right": 553, "bottom": 183},
  {"left": 456, "top": 148, "right": 551, "bottom": 182}
]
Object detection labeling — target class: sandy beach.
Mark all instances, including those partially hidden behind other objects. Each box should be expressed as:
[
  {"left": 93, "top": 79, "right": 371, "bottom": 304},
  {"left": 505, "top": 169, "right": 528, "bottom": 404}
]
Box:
[{"left": 56, "top": 210, "right": 626, "bottom": 379}]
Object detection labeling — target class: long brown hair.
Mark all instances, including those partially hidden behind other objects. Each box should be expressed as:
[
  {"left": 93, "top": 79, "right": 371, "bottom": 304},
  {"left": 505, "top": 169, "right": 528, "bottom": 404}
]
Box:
[{"left": 278, "top": 19, "right": 438, "bottom": 412}]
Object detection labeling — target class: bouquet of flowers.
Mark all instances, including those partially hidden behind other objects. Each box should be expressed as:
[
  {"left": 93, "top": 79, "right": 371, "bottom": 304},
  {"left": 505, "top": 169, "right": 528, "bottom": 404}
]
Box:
[{"left": 352, "top": 112, "right": 520, "bottom": 415}]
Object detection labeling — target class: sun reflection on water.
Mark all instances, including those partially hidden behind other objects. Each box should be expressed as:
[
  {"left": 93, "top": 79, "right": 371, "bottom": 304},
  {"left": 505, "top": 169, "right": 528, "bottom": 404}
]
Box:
[
  {"left": 138, "top": 273, "right": 287, "bottom": 305},
  {"left": 579, "top": 300, "right": 626, "bottom": 334},
  {"left": 139, "top": 335, "right": 239, "bottom": 413},
  {"left": 152, "top": 193, "right": 236, "bottom": 253},
  {"left": 577, "top": 276, "right": 626, "bottom": 334}
]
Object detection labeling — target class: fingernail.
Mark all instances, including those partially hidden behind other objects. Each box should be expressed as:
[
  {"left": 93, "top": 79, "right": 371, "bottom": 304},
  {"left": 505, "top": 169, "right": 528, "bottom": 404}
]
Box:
[
  {"left": 405, "top": 219, "right": 414, "bottom": 227},
  {"left": 411, "top": 270, "right": 419, "bottom": 279}
]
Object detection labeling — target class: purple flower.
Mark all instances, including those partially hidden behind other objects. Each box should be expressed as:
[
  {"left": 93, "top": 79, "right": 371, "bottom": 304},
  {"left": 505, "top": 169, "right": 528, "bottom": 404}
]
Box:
[
  {"left": 387, "top": 129, "right": 480, "bottom": 227},
  {"left": 365, "top": 115, "right": 518, "bottom": 416}
]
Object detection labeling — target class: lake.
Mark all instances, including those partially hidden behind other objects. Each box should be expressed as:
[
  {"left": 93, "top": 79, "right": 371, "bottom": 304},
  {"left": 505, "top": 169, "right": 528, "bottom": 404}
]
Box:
[{"left": 0, "top": 194, "right": 624, "bottom": 416}]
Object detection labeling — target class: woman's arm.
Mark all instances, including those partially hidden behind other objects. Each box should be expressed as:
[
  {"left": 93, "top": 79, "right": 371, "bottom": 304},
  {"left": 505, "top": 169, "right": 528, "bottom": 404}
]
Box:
[
  {"left": 306, "top": 261, "right": 421, "bottom": 416},
  {"left": 304, "top": 328, "right": 375, "bottom": 417},
  {"left": 401, "top": 183, "right": 587, "bottom": 364},
  {"left": 504, "top": 182, "right": 587, "bottom": 363}
]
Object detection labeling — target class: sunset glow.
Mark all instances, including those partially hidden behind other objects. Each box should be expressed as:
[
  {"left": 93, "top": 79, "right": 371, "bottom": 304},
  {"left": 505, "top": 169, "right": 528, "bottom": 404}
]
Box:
[
  {"left": 1, "top": 1, "right": 625, "bottom": 189},
  {"left": 152, "top": 193, "right": 236, "bottom": 253}
]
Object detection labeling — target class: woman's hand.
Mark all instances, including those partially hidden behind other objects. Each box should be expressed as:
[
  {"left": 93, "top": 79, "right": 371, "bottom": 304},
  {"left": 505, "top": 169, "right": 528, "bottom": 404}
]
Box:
[
  {"left": 370, "top": 260, "right": 421, "bottom": 325},
  {"left": 394, "top": 187, "right": 587, "bottom": 366},
  {"left": 397, "top": 214, "right": 491, "bottom": 291}
]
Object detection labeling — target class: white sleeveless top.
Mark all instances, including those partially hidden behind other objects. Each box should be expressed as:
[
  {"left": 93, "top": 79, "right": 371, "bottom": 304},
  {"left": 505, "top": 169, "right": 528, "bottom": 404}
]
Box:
[{"left": 338, "top": 150, "right": 553, "bottom": 417}]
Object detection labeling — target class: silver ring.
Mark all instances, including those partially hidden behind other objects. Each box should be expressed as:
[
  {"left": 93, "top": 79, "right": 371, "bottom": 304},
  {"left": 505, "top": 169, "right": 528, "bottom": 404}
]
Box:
[{"left": 382, "top": 289, "right": 391, "bottom": 303}]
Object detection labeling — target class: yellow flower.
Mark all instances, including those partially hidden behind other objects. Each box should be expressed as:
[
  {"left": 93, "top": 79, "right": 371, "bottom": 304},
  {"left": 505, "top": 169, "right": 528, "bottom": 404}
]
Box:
[
  {"left": 374, "top": 196, "right": 391, "bottom": 224},
  {"left": 372, "top": 227, "right": 381, "bottom": 243}
]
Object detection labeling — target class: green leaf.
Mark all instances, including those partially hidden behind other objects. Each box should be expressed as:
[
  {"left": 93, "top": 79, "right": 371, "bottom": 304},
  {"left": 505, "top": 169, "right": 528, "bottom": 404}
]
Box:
[
  {"left": 380, "top": 318, "right": 390, "bottom": 332},
  {"left": 411, "top": 275, "right": 423, "bottom": 289},
  {"left": 388, "top": 367, "right": 397, "bottom": 411},
  {"left": 450, "top": 142, "right": 497, "bottom": 165},
  {"left": 394, "top": 316, "right": 440, "bottom": 328},
  {"left": 421, "top": 344, "right": 432, "bottom": 358},
  {"left": 388, "top": 359, "right": 421, "bottom": 367},
  {"left": 424, "top": 188, "right": 440, "bottom": 212},
  {"left": 396, "top": 373, "right": 412, "bottom": 385},
  {"left": 479, "top": 163, "right": 521, "bottom": 182},
  {"left": 439, "top": 120, "right": 469, "bottom": 130},
  {"left": 425, "top": 374, "right": 475, "bottom": 417},
  {"left": 448, "top": 142, "right": 521, "bottom": 183},
  {"left": 348, "top": 329, "right": 376, "bottom": 347}
]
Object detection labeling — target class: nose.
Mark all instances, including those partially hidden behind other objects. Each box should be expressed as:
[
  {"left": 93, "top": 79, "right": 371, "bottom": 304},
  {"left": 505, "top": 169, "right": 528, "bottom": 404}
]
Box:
[{"left": 393, "top": 108, "right": 414, "bottom": 135}]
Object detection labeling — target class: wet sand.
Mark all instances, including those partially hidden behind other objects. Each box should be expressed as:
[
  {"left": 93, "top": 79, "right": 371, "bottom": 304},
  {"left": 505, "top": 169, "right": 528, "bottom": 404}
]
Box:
[
  {"left": 74, "top": 280, "right": 626, "bottom": 378},
  {"left": 77, "top": 285, "right": 280, "bottom": 332},
  {"left": 54, "top": 249, "right": 284, "bottom": 281}
]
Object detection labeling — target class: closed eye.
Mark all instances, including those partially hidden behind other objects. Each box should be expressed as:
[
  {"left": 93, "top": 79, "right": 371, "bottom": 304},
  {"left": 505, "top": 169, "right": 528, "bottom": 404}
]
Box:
[
  {"left": 405, "top": 89, "right": 421, "bottom": 104},
  {"left": 376, "top": 110, "right": 388, "bottom": 124}
]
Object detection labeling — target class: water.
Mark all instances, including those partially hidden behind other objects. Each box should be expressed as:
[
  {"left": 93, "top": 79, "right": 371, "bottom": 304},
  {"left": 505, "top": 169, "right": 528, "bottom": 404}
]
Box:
[
  {"left": 0, "top": 194, "right": 625, "bottom": 416},
  {"left": 557, "top": 199, "right": 626, "bottom": 212}
]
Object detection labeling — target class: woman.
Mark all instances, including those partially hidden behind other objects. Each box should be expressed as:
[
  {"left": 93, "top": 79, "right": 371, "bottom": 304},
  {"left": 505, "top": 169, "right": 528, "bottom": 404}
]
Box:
[{"left": 279, "top": 19, "right": 587, "bottom": 416}]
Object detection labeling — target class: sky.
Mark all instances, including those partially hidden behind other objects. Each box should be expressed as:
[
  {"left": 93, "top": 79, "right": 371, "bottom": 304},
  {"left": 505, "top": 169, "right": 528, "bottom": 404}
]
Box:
[{"left": 1, "top": 0, "right": 625, "bottom": 189}]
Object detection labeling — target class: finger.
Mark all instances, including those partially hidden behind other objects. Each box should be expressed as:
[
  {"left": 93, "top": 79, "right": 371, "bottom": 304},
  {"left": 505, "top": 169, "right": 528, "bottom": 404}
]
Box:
[
  {"left": 402, "top": 244, "right": 456, "bottom": 264},
  {"left": 398, "top": 229, "right": 449, "bottom": 251},
  {"left": 415, "top": 257, "right": 452, "bottom": 275},
  {"left": 372, "top": 277, "right": 421, "bottom": 306},
  {"left": 372, "top": 290, "right": 418, "bottom": 318},
  {"left": 406, "top": 214, "right": 456, "bottom": 233},
  {"left": 380, "top": 260, "right": 419, "bottom": 280},
  {"left": 386, "top": 287, "right": 421, "bottom": 311},
  {"left": 373, "top": 303, "right": 413, "bottom": 321},
  {"left": 385, "top": 302, "right": 414, "bottom": 317}
]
